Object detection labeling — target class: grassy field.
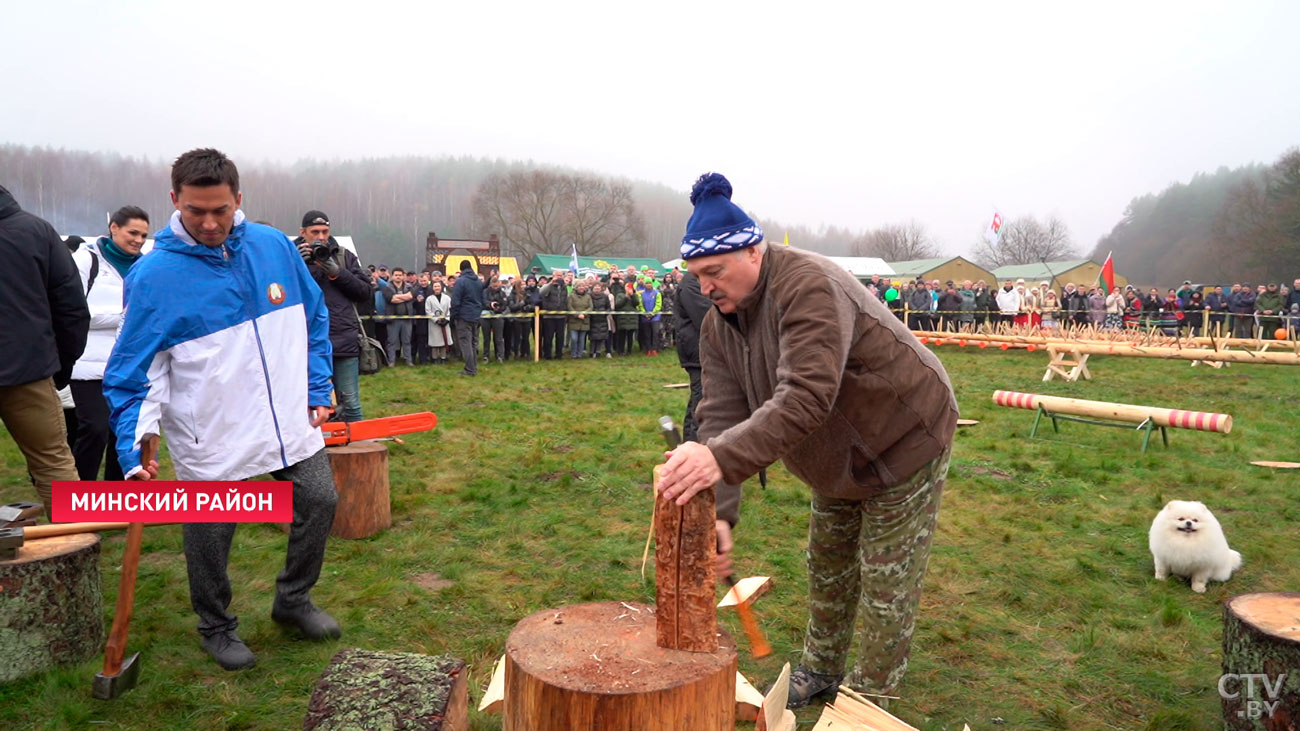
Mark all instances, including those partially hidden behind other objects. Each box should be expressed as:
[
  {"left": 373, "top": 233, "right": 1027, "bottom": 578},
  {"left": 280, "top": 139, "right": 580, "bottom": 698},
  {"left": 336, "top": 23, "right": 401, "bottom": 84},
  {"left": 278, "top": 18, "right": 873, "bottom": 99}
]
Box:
[{"left": 1, "top": 346, "right": 1297, "bottom": 730}]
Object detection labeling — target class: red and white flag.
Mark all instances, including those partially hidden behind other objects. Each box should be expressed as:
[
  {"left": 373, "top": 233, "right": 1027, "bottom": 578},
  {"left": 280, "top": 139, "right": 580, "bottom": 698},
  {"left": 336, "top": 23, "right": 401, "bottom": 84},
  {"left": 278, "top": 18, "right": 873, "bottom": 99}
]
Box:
[{"left": 984, "top": 209, "right": 1004, "bottom": 246}]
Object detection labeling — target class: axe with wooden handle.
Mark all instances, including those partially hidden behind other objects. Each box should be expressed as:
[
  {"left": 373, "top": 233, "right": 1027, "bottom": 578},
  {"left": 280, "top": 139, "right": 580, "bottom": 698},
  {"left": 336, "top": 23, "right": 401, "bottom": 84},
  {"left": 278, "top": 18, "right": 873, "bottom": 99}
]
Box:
[{"left": 659, "top": 416, "right": 771, "bottom": 658}]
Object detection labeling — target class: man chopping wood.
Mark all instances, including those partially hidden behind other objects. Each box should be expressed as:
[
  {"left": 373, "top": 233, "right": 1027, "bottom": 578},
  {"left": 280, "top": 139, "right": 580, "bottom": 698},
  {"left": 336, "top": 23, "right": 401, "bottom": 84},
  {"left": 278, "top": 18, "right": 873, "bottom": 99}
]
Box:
[
  {"left": 657, "top": 173, "right": 958, "bottom": 710},
  {"left": 105, "top": 148, "right": 340, "bottom": 671}
]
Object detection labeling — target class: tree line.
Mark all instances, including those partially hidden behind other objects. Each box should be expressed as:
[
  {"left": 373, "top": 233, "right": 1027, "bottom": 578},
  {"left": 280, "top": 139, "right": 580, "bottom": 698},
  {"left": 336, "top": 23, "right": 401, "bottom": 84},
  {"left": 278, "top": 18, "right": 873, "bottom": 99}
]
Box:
[
  {"left": 1092, "top": 149, "right": 1300, "bottom": 285},
  {"left": 4, "top": 143, "right": 1296, "bottom": 280}
]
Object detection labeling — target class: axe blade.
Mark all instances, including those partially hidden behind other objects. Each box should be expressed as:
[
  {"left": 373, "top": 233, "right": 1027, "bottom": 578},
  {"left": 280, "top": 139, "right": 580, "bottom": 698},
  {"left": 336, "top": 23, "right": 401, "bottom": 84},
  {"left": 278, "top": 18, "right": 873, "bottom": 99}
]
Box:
[
  {"left": 0, "top": 501, "right": 42, "bottom": 526},
  {"left": 92, "top": 651, "right": 141, "bottom": 700}
]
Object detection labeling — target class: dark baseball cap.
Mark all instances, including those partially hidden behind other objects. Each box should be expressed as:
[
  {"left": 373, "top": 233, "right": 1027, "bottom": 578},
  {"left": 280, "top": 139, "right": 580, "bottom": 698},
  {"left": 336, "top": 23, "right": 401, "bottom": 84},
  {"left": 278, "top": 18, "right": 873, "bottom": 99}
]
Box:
[{"left": 301, "top": 210, "right": 330, "bottom": 228}]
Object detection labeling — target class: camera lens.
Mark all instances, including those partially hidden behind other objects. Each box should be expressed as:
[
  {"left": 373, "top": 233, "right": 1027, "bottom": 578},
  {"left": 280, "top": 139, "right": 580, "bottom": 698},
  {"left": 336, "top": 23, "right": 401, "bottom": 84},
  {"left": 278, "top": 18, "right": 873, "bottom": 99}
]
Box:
[{"left": 310, "top": 243, "right": 331, "bottom": 261}]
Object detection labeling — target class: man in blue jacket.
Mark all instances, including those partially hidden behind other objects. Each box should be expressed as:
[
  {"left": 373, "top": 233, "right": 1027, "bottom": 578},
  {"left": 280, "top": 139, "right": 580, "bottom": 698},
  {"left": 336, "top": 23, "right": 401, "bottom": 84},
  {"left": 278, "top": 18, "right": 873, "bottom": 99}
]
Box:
[
  {"left": 106, "top": 149, "right": 339, "bottom": 671},
  {"left": 449, "top": 259, "right": 485, "bottom": 376}
]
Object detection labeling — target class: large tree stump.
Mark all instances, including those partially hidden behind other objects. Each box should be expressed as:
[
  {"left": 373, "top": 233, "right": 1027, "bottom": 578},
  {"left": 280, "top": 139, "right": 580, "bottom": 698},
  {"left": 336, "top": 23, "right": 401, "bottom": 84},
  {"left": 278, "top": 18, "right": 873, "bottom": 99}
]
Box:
[
  {"left": 504, "top": 601, "right": 736, "bottom": 730},
  {"left": 1222, "top": 592, "right": 1300, "bottom": 730},
  {"left": 0, "top": 533, "right": 104, "bottom": 682},
  {"left": 653, "top": 464, "right": 717, "bottom": 652},
  {"left": 303, "top": 648, "right": 467, "bottom": 730},
  {"left": 327, "top": 441, "right": 391, "bottom": 539}
]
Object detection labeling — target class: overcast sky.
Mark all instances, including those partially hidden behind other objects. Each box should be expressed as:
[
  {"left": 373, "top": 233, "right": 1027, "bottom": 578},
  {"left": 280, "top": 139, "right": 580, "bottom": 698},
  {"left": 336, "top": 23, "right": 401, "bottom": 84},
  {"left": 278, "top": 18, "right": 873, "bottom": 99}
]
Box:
[{"left": 4, "top": 1, "right": 1298, "bottom": 256}]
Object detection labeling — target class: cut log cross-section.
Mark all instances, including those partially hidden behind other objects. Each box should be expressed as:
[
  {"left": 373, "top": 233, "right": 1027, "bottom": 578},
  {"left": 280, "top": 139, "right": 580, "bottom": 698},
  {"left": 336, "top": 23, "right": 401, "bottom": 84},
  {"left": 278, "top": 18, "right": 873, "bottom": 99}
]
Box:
[
  {"left": 1222, "top": 592, "right": 1300, "bottom": 730},
  {"left": 653, "top": 464, "right": 718, "bottom": 652},
  {"left": 503, "top": 601, "right": 736, "bottom": 731}
]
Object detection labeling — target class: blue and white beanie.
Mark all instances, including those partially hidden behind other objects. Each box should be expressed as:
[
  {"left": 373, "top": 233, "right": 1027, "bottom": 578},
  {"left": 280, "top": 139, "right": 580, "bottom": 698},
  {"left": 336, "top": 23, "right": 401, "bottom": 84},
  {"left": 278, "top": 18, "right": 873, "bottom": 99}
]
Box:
[{"left": 680, "top": 173, "right": 764, "bottom": 260}]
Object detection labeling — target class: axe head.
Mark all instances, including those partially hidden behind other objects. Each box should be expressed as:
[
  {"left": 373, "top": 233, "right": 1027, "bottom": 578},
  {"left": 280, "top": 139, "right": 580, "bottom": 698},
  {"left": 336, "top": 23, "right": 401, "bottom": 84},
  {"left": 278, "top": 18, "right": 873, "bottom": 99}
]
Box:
[
  {"left": 0, "top": 501, "right": 42, "bottom": 527},
  {"left": 92, "top": 652, "right": 141, "bottom": 700},
  {"left": 0, "top": 527, "right": 22, "bottom": 561}
]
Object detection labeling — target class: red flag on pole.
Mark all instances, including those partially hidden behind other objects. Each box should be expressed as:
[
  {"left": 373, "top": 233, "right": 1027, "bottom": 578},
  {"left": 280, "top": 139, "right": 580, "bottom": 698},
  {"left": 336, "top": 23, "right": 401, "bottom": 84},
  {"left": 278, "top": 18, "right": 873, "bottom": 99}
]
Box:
[{"left": 1097, "top": 252, "right": 1115, "bottom": 295}]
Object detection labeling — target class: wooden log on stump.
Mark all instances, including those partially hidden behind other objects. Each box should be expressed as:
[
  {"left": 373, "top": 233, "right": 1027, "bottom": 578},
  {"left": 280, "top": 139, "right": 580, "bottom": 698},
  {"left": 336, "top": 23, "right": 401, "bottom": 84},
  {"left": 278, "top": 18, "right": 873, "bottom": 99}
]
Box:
[
  {"left": 503, "top": 601, "right": 736, "bottom": 730},
  {"left": 0, "top": 533, "right": 104, "bottom": 683},
  {"left": 303, "top": 648, "right": 467, "bottom": 730},
  {"left": 653, "top": 464, "right": 717, "bottom": 652},
  {"left": 1222, "top": 592, "right": 1300, "bottom": 729},
  {"left": 327, "top": 440, "right": 391, "bottom": 539}
]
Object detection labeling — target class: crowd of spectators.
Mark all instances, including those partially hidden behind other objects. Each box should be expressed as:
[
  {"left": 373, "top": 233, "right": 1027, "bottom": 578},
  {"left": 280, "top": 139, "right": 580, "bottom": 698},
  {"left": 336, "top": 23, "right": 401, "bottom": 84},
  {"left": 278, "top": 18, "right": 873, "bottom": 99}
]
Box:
[
  {"left": 361, "top": 264, "right": 683, "bottom": 374},
  {"left": 859, "top": 274, "right": 1300, "bottom": 339}
]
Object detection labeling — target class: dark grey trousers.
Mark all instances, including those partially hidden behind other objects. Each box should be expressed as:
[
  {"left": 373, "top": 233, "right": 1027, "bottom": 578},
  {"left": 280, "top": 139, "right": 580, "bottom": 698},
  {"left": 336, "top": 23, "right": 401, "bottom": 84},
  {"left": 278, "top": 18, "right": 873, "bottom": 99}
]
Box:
[
  {"left": 183, "top": 448, "right": 337, "bottom": 636},
  {"left": 456, "top": 320, "right": 480, "bottom": 374}
]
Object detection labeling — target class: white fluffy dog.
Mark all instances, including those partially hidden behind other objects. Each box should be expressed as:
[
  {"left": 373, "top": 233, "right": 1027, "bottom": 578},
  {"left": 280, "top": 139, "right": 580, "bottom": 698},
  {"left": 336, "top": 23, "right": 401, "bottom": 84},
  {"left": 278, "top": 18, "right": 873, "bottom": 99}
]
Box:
[{"left": 1149, "top": 500, "right": 1242, "bottom": 593}]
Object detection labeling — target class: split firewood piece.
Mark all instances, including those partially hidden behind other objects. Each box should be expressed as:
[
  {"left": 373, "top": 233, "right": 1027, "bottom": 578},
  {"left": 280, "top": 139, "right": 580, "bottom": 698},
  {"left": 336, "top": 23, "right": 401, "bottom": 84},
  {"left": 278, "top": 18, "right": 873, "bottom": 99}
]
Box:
[
  {"left": 756, "top": 662, "right": 797, "bottom": 731},
  {"left": 956, "top": 419, "right": 980, "bottom": 426},
  {"left": 717, "top": 576, "right": 772, "bottom": 608},
  {"left": 736, "top": 671, "right": 765, "bottom": 722},
  {"left": 654, "top": 464, "right": 718, "bottom": 652},
  {"left": 477, "top": 654, "right": 505, "bottom": 714},
  {"left": 663, "top": 383, "right": 690, "bottom": 389},
  {"left": 1251, "top": 460, "right": 1300, "bottom": 469},
  {"left": 809, "top": 684, "right": 917, "bottom": 730}
]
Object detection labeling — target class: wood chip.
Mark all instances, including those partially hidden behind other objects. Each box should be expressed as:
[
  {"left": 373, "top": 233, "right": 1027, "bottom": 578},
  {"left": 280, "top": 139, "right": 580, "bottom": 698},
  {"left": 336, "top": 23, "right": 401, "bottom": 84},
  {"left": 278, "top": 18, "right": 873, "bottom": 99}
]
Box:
[
  {"left": 1251, "top": 460, "right": 1300, "bottom": 469},
  {"left": 718, "top": 576, "right": 773, "bottom": 608}
]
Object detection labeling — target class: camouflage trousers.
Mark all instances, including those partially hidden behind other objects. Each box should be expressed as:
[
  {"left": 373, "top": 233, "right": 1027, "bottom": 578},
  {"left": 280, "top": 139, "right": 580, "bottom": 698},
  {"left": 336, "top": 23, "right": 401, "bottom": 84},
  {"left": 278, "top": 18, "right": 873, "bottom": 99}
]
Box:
[{"left": 801, "top": 446, "right": 950, "bottom": 695}]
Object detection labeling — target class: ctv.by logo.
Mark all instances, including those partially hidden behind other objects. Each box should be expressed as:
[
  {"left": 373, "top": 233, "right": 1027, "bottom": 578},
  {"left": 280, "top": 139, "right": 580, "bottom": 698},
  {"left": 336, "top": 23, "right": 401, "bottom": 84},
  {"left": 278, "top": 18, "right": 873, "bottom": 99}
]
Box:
[{"left": 1219, "top": 673, "right": 1287, "bottom": 720}]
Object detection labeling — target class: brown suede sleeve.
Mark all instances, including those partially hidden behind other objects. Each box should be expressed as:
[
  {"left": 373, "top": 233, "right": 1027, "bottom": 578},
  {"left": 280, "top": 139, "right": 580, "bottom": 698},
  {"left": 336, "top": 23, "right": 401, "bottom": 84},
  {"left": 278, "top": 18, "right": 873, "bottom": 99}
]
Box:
[
  {"left": 706, "top": 273, "right": 855, "bottom": 492},
  {"left": 697, "top": 313, "right": 754, "bottom": 527}
]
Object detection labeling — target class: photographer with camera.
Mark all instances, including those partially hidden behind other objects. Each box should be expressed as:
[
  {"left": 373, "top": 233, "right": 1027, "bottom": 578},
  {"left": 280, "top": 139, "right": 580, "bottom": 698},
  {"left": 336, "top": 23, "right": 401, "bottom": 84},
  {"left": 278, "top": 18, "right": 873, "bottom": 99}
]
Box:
[{"left": 295, "top": 210, "right": 372, "bottom": 422}]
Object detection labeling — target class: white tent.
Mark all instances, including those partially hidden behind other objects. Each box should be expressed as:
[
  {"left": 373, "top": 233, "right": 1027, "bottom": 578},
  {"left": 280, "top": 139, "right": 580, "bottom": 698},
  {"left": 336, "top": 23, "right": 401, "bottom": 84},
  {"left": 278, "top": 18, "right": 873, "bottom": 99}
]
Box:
[{"left": 824, "top": 256, "right": 896, "bottom": 278}]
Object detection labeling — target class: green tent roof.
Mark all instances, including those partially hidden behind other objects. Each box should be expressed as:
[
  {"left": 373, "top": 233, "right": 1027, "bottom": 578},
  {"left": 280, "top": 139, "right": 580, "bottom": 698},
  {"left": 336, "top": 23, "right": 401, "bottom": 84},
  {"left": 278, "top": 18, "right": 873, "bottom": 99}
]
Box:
[
  {"left": 887, "top": 257, "right": 955, "bottom": 277},
  {"left": 525, "top": 254, "right": 670, "bottom": 275},
  {"left": 991, "top": 260, "right": 1094, "bottom": 282}
]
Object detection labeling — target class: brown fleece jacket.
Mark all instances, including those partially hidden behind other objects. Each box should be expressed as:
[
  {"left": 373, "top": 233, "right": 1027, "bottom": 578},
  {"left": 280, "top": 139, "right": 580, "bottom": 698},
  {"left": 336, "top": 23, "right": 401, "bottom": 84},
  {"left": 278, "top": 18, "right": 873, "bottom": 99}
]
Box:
[{"left": 697, "top": 245, "right": 958, "bottom": 526}]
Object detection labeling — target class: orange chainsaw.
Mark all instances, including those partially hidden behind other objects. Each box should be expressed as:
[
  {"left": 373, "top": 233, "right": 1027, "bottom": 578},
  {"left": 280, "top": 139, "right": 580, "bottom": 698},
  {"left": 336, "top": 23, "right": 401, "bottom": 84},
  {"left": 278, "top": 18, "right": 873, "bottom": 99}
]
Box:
[{"left": 321, "top": 412, "right": 437, "bottom": 446}]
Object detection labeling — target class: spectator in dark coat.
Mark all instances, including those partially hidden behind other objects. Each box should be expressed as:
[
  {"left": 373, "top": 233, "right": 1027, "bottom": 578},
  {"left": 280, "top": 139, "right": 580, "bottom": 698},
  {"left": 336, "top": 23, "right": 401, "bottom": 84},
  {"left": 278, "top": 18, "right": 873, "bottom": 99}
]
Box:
[
  {"left": 0, "top": 183, "right": 90, "bottom": 515},
  {"left": 1206, "top": 286, "right": 1230, "bottom": 337},
  {"left": 613, "top": 281, "right": 640, "bottom": 355},
  {"left": 539, "top": 271, "right": 568, "bottom": 360},
  {"left": 588, "top": 282, "right": 614, "bottom": 357},
  {"left": 672, "top": 271, "right": 715, "bottom": 440},
  {"left": 450, "top": 260, "right": 485, "bottom": 376}
]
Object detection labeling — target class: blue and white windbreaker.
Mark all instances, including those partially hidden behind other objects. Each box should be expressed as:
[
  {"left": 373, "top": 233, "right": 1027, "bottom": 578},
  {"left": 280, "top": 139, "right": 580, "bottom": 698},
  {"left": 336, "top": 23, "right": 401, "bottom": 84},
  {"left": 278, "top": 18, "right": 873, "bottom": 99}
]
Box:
[{"left": 105, "top": 210, "right": 332, "bottom": 481}]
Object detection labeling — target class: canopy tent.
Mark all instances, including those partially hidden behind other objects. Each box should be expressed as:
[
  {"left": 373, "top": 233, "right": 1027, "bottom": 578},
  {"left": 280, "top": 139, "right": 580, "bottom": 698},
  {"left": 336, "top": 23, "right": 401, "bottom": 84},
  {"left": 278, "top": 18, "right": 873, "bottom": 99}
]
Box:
[
  {"left": 525, "top": 254, "right": 671, "bottom": 278},
  {"left": 823, "top": 256, "right": 895, "bottom": 280}
]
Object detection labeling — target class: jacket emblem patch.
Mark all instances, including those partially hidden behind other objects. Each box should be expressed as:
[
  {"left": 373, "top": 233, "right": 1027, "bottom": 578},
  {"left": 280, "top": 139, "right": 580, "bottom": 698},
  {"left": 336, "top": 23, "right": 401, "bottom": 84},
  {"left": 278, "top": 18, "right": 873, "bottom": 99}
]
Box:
[{"left": 267, "top": 283, "right": 285, "bottom": 305}]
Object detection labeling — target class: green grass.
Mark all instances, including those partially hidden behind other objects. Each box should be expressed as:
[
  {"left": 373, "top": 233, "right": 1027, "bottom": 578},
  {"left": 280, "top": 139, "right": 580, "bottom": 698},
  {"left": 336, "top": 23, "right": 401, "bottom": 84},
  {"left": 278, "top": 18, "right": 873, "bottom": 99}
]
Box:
[{"left": 2, "top": 347, "right": 1297, "bottom": 730}]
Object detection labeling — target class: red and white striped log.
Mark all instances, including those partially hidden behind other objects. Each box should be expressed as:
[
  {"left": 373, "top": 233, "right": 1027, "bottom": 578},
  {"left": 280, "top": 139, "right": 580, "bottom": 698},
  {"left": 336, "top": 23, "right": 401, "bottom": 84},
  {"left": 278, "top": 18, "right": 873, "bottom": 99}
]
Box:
[{"left": 992, "top": 390, "right": 1233, "bottom": 434}]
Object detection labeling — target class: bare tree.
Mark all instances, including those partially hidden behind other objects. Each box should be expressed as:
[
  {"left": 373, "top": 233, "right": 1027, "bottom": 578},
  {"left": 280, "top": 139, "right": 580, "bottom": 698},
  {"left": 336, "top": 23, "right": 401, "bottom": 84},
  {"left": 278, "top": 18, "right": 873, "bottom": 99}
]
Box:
[
  {"left": 471, "top": 169, "right": 646, "bottom": 262},
  {"left": 1214, "top": 148, "right": 1300, "bottom": 277},
  {"left": 561, "top": 176, "right": 647, "bottom": 257},
  {"left": 853, "top": 221, "right": 939, "bottom": 260},
  {"left": 972, "top": 214, "right": 1079, "bottom": 268}
]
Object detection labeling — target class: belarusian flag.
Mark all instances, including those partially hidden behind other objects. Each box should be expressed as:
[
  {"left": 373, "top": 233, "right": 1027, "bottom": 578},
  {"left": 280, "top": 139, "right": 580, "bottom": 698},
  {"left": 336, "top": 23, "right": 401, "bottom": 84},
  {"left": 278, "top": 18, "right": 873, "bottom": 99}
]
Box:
[{"left": 1097, "top": 252, "right": 1116, "bottom": 294}]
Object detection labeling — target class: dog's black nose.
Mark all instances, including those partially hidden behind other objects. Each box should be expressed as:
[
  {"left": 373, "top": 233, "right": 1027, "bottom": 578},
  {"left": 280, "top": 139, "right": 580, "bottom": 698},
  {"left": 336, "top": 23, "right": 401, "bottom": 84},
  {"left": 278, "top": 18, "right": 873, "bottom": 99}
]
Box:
[{"left": 1184, "top": 521, "right": 1193, "bottom": 529}]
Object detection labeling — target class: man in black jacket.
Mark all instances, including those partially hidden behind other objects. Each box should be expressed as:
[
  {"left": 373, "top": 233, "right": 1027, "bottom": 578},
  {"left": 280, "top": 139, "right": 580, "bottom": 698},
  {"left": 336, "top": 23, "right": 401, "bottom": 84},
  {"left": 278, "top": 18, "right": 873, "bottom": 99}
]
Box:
[
  {"left": 450, "top": 260, "right": 485, "bottom": 376},
  {"left": 295, "top": 210, "right": 372, "bottom": 422},
  {"left": 539, "top": 270, "right": 568, "bottom": 360},
  {"left": 672, "top": 270, "right": 714, "bottom": 441},
  {"left": 0, "top": 184, "right": 90, "bottom": 515}
]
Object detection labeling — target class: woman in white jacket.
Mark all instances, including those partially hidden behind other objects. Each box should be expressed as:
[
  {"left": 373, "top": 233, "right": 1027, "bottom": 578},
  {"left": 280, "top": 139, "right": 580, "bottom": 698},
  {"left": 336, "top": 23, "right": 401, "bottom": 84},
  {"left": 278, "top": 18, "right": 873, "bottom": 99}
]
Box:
[
  {"left": 424, "top": 281, "right": 454, "bottom": 365},
  {"left": 69, "top": 206, "right": 151, "bottom": 480}
]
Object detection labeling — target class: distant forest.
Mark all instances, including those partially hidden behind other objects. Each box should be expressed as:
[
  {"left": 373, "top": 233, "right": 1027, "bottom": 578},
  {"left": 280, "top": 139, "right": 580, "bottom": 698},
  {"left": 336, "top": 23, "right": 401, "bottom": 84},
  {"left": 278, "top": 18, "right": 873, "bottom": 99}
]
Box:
[
  {"left": 1091, "top": 149, "right": 1300, "bottom": 285},
  {"left": 4, "top": 144, "right": 1297, "bottom": 283},
  {"left": 0, "top": 145, "right": 862, "bottom": 269}
]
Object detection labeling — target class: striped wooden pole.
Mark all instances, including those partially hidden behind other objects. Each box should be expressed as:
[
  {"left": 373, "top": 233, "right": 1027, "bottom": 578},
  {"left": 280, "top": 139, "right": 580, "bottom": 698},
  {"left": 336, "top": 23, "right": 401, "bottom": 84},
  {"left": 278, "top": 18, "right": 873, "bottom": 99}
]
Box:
[{"left": 991, "top": 390, "right": 1233, "bottom": 433}]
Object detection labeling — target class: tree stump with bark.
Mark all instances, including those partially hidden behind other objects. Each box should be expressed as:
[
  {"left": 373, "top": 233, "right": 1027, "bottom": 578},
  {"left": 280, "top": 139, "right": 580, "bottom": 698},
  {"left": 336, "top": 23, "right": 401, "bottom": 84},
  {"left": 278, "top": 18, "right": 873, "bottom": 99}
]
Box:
[
  {"left": 1222, "top": 592, "right": 1300, "bottom": 730},
  {"left": 303, "top": 648, "right": 467, "bottom": 730},
  {"left": 503, "top": 601, "right": 736, "bottom": 730},
  {"left": 327, "top": 441, "right": 391, "bottom": 539},
  {"left": 0, "top": 533, "right": 104, "bottom": 683}
]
